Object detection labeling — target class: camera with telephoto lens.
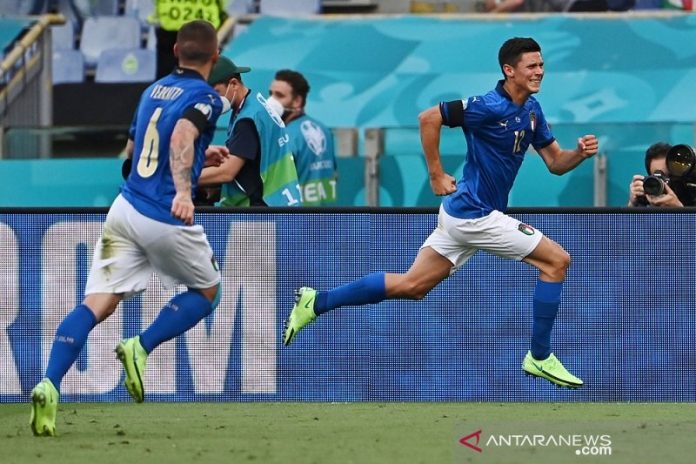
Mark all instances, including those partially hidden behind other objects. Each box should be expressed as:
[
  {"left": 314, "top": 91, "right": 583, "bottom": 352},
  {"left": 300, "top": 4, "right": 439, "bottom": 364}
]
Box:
[
  {"left": 642, "top": 170, "right": 669, "bottom": 196},
  {"left": 636, "top": 144, "right": 696, "bottom": 206},
  {"left": 665, "top": 144, "right": 696, "bottom": 206},
  {"left": 666, "top": 144, "right": 696, "bottom": 180}
]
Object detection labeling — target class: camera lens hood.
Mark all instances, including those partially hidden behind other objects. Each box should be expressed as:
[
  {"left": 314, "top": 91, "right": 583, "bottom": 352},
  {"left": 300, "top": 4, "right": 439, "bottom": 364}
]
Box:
[{"left": 667, "top": 144, "right": 696, "bottom": 179}]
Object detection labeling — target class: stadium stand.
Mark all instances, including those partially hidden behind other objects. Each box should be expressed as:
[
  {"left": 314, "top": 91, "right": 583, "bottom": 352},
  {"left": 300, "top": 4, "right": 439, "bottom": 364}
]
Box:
[
  {"left": 259, "top": 0, "right": 322, "bottom": 14},
  {"left": 78, "top": 15, "right": 141, "bottom": 67},
  {"left": 47, "top": 0, "right": 87, "bottom": 29},
  {"left": 0, "top": 0, "right": 46, "bottom": 16},
  {"left": 50, "top": 21, "right": 75, "bottom": 50},
  {"left": 145, "top": 24, "right": 156, "bottom": 50},
  {"left": 52, "top": 48, "right": 85, "bottom": 83},
  {"left": 124, "top": 0, "right": 156, "bottom": 39},
  {"left": 95, "top": 48, "right": 156, "bottom": 83},
  {"left": 71, "top": 0, "right": 120, "bottom": 16},
  {"left": 226, "top": 0, "right": 258, "bottom": 13},
  {"left": 124, "top": 0, "right": 155, "bottom": 21}
]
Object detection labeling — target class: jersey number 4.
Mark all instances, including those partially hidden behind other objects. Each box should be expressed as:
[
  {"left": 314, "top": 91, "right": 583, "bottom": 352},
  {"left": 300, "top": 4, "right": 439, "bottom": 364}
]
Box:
[{"left": 137, "top": 107, "right": 162, "bottom": 178}]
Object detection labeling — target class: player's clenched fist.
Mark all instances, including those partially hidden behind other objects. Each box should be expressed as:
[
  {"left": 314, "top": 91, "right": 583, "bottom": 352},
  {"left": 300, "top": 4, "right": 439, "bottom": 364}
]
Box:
[
  {"left": 577, "top": 135, "right": 598, "bottom": 158},
  {"left": 171, "top": 193, "right": 195, "bottom": 225},
  {"left": 430, "top": 172, "right": 457, "bottom": 196}
]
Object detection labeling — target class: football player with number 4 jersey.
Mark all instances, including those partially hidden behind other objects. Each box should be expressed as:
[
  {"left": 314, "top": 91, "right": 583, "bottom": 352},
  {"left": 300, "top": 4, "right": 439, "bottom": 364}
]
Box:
[
  {"left": 30, "top": 20, "right": 229, "bottom": 436},
  {"left": 284, "top": 37, "right": 599, "bottom": 390}
]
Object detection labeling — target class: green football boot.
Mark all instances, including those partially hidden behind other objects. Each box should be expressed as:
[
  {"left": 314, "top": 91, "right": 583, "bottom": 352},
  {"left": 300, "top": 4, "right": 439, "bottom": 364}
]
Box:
[
  {"left": 283, "top": 287, "right": 318, "bottom": 347},
  {"left": 522, "top": 351, "right": 584, "bottom": 389},
  {"left": 115, "top": 336, "right": 148, "bottom": 403},
  {"left": 30, "top": 378, "right": 59, "bottom": 437}
]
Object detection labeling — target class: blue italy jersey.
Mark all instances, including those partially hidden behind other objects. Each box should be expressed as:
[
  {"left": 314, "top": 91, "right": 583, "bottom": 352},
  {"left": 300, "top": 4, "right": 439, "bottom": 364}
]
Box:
[
  {"left": 441, "top": 80, "right": 554, "bottom": 219},
  {"left": 121, "top": 67, "right": 223, "bottom": 225}
]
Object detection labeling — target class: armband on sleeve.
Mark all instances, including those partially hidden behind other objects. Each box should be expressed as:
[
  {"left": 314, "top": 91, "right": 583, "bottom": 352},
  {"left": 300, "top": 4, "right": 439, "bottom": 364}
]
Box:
[
  {"left": 182, "top": 106, "right": 210, "bottom": 133},
  {"left": 439, "top": 100, "right": 465, "bottom": 128}
]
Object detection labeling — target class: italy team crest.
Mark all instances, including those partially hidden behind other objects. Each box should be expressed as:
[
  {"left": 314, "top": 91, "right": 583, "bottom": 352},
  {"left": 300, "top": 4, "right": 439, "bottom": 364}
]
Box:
[
  {"left": 518, "top": 223, "right": 535, "bottom": 236},
  {"left": 529, "top": 111, "right": 537, "bottom": 132}
]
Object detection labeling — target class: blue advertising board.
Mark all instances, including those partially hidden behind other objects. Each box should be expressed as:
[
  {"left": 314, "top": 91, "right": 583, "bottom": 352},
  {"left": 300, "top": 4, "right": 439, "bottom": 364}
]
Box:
[{"left": 0, "top": 210, "right": 694, "bottom": 402}]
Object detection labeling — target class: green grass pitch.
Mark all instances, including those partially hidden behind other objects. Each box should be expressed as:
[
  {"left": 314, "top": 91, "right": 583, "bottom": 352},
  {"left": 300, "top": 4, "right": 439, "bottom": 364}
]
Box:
[{"left": 2, "top": 402, "right": 696, "bottom": 464}]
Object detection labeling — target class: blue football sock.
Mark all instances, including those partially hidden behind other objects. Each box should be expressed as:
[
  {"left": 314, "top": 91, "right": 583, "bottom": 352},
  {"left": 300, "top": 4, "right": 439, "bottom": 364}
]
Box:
[
  {"left": 139, "top": 290, "right": 213, "bottom": 354},
  {"left": 45, "top": 304, "right": 97, "bottom": 391},
  {"left": 315, "top": 272, "right": 386, "bottom": 315},
  {"left": 530, "top": 280, "right": 563, "bottom": 360}
]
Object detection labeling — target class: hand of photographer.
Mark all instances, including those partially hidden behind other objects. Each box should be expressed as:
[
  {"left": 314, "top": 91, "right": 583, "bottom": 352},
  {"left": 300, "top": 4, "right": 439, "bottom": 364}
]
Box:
[
  {"left": 646, "top": 183, "right": 684, "bottom": 207},
  {"left": 627, "top": 175, "right": 645, "bottom": 206}
]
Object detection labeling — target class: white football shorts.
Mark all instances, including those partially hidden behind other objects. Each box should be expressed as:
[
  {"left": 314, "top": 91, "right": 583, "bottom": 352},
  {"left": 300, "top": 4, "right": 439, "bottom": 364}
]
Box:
[
  {"left": 85, "top": 194, "right": 220, "bottom": 299},
  {"left": 421, "top": 206, "right": 544, "bottom": 273}
]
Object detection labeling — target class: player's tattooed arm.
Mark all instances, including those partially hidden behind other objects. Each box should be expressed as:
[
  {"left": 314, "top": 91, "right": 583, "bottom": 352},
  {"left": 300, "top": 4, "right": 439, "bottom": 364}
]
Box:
[
  {"left": 170, "top": 119, "right": 200, "bottom": 194},
  {"left": 169, "top": 118, "right": 200, "bottom": 225}
]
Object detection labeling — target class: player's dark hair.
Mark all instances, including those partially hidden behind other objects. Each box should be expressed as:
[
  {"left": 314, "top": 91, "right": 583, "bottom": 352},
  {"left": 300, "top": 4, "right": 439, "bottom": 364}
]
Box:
[
  {"left": 498, "top": 37, "right": 541, "bottom": 77},
  {"left": 176, "top": 20, "right": 218, "bottom": 65},
  {"left": 274, "top": 69, "right": 310, "bottom": 107},
  {"left": 644, "top": 142, "right": 672, "bottom": 174}
]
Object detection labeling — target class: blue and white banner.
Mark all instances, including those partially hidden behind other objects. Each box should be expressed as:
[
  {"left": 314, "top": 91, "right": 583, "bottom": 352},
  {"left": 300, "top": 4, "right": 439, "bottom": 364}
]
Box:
[{"left": 1, "top": 210, "right": 695, "bottom": 402}]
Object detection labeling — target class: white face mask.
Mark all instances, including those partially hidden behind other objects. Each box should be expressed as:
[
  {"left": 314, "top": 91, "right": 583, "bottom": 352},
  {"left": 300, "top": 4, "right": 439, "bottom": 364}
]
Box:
[
  {"left": 220, "top": 95, "right": 232, "bottom": 114},
  {"left": 265, "top": 95, "right": 284, "bottom": 117},
  {"left": 219, "top": 82, "right": 235, "bottom": 114}
]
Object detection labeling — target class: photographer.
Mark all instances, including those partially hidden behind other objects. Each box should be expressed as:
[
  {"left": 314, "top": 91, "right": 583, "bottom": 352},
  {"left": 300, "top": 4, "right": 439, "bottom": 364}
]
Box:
[{"left": 627, "top": 142, "right": 687, "bottom": 207}]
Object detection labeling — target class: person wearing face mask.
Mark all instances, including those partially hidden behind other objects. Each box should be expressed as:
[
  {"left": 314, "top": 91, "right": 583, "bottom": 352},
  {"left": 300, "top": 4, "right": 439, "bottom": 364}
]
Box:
[
  {"left": 199, "top": 57, "right": 302, "bottom": 207},
  {"left": 269, "top": 70, "right": 338, "bottom": 206}
]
